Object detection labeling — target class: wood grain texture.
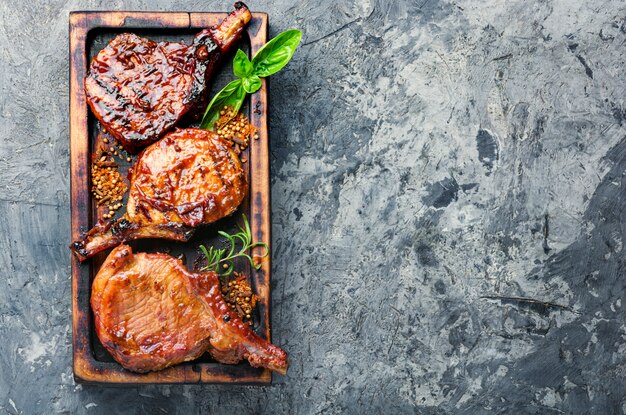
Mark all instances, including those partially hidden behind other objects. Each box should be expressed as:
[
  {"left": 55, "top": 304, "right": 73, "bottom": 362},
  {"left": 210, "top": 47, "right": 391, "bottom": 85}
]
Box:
[{"left": 69, "top": 11, "right": 271, "bottom": 385}]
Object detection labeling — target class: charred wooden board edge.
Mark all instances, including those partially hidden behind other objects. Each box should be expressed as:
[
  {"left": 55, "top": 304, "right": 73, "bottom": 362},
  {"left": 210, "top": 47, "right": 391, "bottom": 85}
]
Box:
[{"left": 69, "top": 11, "right": 272, "bottom": 385}]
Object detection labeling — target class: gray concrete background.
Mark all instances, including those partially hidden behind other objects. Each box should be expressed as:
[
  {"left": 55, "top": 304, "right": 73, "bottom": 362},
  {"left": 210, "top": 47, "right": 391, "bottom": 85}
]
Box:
[{"left": 1, "top": 0, "right": 626, "bottom": 413}]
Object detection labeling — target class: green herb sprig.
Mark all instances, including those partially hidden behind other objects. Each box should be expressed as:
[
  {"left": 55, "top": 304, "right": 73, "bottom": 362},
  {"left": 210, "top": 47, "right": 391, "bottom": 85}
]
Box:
[
  {"left": 199, "top": 29, "right": 302, "bottom": 130},
  {"left": 199, "top": 215, "right": 269, "bottom": 276}
]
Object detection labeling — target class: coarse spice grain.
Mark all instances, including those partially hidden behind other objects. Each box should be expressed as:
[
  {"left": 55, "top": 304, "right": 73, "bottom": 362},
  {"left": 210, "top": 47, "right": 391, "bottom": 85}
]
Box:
[
  {"left": 220, "top": 273, "right": 257, "bottom": 323},
  {"left": 91, "top": 154, "right": 127, "bottom": 219},
  {"left": 215, "top": 107, "right": 257, "bottom": 159}
]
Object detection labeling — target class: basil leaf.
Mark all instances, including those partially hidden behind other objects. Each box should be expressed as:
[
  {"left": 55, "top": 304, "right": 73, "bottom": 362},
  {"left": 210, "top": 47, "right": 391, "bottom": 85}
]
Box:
[
  {"left": 251, "top": 29, "right": 302, "bottom": 77},
  {"left": 233, "top": 49, "right": 253, "bottom": 78},
  {"left": 199, "top": 29, "right": 302, "bottom": 133},
  {"left": 199, "top": 79, "right": 246, "bottom": 130},
  {"left": 242, "top": 75, "right": 262, "bottom": 94}
]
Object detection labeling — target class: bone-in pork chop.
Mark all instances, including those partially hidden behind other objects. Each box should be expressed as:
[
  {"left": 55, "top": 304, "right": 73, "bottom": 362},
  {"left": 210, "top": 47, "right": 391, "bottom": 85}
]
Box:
[
  {"left": 91, "top": 244, "right": 288, "bottom": 373},
  {"left": 85, "top": 2, "right": 251, "bottom": 152},
  {"left": 71, "top": 128, "right": 247, "bottom": 261}
]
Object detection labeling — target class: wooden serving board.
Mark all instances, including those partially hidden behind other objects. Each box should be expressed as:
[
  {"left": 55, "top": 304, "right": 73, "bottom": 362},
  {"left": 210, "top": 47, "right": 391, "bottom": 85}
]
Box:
[{"left": 69, "top": 11, "right": 272, "bottom": 384}]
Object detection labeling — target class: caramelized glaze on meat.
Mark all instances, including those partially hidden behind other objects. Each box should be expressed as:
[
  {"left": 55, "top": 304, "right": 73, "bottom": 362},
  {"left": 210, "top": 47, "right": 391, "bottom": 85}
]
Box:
[
  {"left": 85, "top": 3, "right": 252, "bottom": 152},
  {"left": 91, "top": 245, "right": 288, "bottom": 373},
  {"left": 71, "top": 128, "right": 247, "bottom": 261}
]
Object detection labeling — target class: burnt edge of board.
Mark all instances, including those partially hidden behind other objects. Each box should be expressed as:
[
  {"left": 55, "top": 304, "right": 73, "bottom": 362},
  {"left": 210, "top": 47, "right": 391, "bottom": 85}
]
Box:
[{"left": 69, "top": 11, "right": 272, "bottom": 385}]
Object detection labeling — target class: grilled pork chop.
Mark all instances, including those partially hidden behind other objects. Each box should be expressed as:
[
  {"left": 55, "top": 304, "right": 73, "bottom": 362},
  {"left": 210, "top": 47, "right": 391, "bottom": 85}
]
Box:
[
  {"left": 71, "top": 128, "right": 247, "bottom": 261},
  {"left": 91, "top": 244, "right": 288, "bottom": 373},
  {"left": 85, "top": 2, "right": 251, "bottom": 152}
]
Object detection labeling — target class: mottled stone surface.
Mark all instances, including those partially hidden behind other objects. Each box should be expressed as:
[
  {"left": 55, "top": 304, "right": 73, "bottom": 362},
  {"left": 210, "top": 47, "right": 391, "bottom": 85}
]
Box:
[{"left": 1, "top": 0, "right": 626, "bottom": 413}]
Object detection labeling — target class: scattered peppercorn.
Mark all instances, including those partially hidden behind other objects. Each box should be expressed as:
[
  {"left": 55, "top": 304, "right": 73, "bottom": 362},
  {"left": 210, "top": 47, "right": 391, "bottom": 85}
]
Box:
[{"left": 220, "top": 273, "right": 257, "bottom": 323}]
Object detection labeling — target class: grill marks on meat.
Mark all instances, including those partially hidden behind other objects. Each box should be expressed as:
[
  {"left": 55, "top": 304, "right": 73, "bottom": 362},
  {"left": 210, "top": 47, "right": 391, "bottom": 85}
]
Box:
[
  {"left": 71, "top": 128, "right": 247, "bottom": 261},
  {"left": 91, "top": 245, "right": 288, "bottom": 374},
  {"left": 85, "top": 3, "right": 252, "bottom": 152},
  {"left": 130, "top": 129, "right": 244, "bottom": 227},
  {"left": 85, "top": 34, "right": 194, "bottom": 151}
]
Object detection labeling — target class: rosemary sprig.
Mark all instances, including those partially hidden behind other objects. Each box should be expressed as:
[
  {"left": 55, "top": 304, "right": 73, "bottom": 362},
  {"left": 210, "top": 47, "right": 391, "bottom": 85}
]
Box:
[{"left": 199, "top": 214, "right": 269, "bottom": 276}]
